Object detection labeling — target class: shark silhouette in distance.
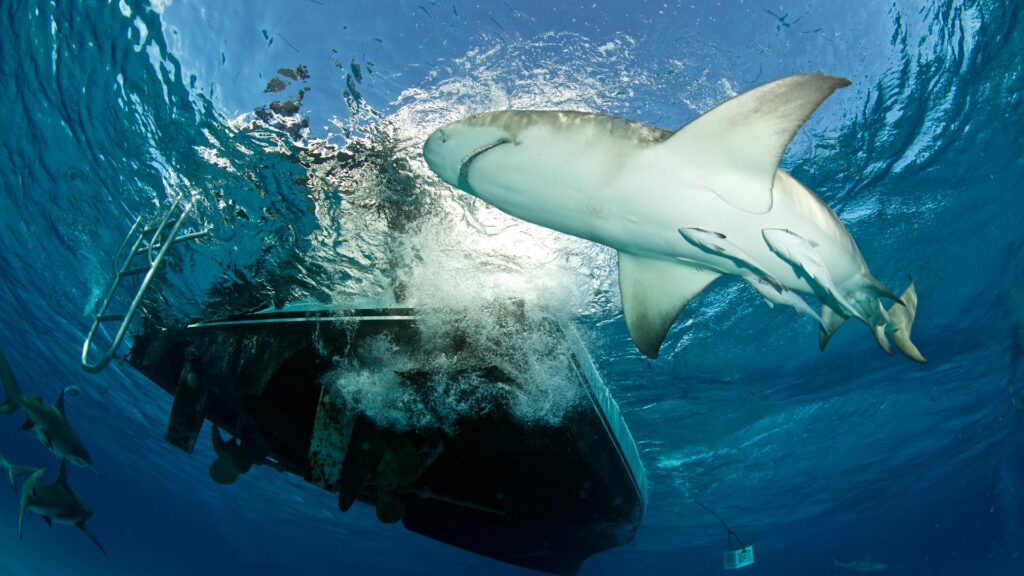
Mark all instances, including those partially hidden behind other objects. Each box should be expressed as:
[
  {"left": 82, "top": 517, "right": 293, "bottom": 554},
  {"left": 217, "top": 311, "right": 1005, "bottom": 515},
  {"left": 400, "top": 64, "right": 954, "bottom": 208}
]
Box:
[
  {"left": 833, "top": 554, "right": 889, "bottom": 572},
  {"left": 424, "top": 73, "right": 924, "bottom": 361},
  {"left": 0, "top": 347, "right": 94, "bottom": 468},
  {"left": 19, "top": 461, "right": 107, "bottom": 555}
]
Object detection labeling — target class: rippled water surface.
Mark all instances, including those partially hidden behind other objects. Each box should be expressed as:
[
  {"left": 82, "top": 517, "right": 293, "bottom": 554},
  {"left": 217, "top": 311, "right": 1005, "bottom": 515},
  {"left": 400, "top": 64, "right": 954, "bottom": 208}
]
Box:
[{"left": 0, "top": 1, "right": 1022, "bottom": 574}]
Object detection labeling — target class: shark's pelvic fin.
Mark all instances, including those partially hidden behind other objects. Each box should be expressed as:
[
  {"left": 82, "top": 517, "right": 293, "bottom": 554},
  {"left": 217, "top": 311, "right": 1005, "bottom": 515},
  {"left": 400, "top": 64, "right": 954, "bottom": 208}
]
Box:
[
  {"left": 887, "top": 278, "right": 926, "bottom": 363},
  {"left": 618, "top": 253, "right": 720, "bottom": 359},
  {"left": 19, "top": 467, "right": 47, "bottom": 540},
  {"left": 662, "top": 73, "right": 851, "bottom": 214}
]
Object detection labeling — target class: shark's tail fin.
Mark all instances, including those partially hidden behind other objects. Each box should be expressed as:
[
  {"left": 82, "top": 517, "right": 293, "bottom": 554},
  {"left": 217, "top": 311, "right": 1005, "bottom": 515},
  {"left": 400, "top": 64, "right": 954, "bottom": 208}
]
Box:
[
  {"left": 19, "top": 467, "right": 47, "bottom": 540},
  {"left": 76, "top": 521, "right": 108, "bottom": 556},
  {"left": 0, "top": 450, "right": 37, "bottom": 491},
  {"left": 0, "top": 347, "right": 24, "bottom": 414},
  {"left": 887, "top": 277, "right": 925, "bottom": 363}
]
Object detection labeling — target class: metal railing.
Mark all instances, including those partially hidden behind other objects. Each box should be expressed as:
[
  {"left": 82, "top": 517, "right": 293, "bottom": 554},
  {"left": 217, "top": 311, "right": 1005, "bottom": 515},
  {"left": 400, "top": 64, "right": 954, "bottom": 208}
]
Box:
[{"left": 81, "top": 199, "right": 209, "bottom": 373}]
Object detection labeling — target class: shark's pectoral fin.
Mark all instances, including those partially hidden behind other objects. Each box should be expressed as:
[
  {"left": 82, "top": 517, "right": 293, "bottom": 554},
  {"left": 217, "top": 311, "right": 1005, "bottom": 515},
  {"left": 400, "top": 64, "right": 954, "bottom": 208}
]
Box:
[
  {"left": 618, "top": 253, "right": 720, "bottom": 358},
  {"left": 663, "top": 73, "right": 851, "bottom": 214},
  {"left": 887, "top": 278, "right": 926, "bottom": 363},
  {"left": 76, "top": 521, "right": 108, "bottom": 556},
  {"left": 20, "top": 418, "right": 34, "bottom": 431}
]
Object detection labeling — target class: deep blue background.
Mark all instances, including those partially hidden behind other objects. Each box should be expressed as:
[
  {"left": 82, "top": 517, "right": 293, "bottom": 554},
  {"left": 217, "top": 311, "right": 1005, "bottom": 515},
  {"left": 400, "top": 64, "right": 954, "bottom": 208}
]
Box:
[{"left": 0, "top": 0, "right": 1022, "bottom": 574}]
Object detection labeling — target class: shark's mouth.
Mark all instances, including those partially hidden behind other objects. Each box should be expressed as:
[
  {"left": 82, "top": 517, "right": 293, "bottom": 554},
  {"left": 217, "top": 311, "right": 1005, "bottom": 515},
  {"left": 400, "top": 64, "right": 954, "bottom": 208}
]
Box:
[{"left": 457, "top": 138, "right": 512, "bottom": 191}]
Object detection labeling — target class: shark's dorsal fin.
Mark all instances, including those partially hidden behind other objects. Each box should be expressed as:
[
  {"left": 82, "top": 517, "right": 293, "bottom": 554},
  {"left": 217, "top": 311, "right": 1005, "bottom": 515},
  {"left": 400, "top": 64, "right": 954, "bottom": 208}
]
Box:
[
  {"left": 619, "top": 253, "right": 720, "bottom": 358},
  {"left": 662, "top": 73, "right": 851, "bottom": 213},
  {"left": 57, "top": 460, "right": 68, "bottom": 488}
]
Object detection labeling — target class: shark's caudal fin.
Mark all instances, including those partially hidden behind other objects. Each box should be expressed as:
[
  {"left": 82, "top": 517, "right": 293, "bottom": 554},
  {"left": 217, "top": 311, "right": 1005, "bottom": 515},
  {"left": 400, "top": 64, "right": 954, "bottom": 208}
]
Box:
[
  {"left": 0, "top": 450, "right": 37, "bottom": 491},
  {"left": 887, "top": 278, "right": 925, "bottom": 363},
  {"left": 19, "top": 467, "right": 47, "bottom": 540},
  {"left": 819, "top": 279, "right": 925, "bottom": 362},
  {"left": 618, "top": 253, "right": 720, "bottom": 358},
  {"left": 76, "top": 521, "right": 108, "bottom": 556},
  {"left": 661, "top": 73, "right": 851, "bottom": 214},
  {"left": 0, "top": 347, "right": 24, "bottom": 414}
]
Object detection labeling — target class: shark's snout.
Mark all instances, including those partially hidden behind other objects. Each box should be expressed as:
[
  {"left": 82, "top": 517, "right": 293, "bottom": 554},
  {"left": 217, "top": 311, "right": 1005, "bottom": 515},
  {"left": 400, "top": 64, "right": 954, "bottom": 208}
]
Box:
[{"left": 423, "top": 121, "right": 513, "bottom": 190}]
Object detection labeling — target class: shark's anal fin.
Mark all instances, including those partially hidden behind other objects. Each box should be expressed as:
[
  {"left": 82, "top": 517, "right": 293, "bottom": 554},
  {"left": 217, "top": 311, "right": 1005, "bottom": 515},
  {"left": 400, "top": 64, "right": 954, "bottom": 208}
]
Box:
[
  {"left": 819, "top": 303, "right": 849, "bottom": 350},
  {"left": 76, "top": 521, "right": 108, "bottom": 556},
  {"left": 662, "top": 73, "right": 851, "bottom": 214},
  {"left": 618, "top": 253, "right": 720, "bottom": 358}
]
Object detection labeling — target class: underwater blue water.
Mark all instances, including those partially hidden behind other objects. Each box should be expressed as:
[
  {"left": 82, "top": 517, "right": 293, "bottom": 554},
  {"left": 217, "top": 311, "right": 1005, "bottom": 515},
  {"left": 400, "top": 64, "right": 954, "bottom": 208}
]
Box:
[{"left": 1, "top": 0, "right": 1023, "bottom": 574}]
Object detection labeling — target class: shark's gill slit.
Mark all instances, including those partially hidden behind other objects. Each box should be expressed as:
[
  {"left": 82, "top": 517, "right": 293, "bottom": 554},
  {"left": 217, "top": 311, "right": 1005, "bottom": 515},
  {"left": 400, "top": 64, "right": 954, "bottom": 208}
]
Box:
[{"left": 457, "top": 138, "right": 512, "bottom": 191}]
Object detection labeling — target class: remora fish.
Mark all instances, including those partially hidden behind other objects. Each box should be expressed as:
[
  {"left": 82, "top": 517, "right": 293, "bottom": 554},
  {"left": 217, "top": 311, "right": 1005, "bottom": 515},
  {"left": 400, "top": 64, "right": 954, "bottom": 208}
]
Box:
[
  {"left": 833, "top": 554, "right": 889, "bottom": 572},
  {"left": 19, "top": 462, "right": 106, "bottom": 555},
  {"left": 423, "top": 73, "right": 925, "bottom": 361},
  {"left": 0, "top": 347, "right": 94, "bottom": 468}
]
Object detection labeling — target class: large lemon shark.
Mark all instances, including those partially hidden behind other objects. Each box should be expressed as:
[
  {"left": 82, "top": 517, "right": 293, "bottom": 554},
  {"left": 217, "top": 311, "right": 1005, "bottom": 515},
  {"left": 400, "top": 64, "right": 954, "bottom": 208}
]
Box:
[{"left": 423, "top": 73, "right": 924, "bottom": 361}]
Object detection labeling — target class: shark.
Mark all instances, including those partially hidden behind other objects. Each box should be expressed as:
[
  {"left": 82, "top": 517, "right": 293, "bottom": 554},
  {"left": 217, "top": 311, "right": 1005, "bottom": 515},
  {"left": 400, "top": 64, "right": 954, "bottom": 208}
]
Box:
[
  {"left": 423, "top": 72, "right": 925, "bottom": 361},
  {"left": 833, "top": 554, "right": 888, "bottom": 572},
  {"left": 0, "top": 347, "right": 94, "bottom": 468},
  {"left": 19, "top": 461, "right": 107, "bottom": 555}
]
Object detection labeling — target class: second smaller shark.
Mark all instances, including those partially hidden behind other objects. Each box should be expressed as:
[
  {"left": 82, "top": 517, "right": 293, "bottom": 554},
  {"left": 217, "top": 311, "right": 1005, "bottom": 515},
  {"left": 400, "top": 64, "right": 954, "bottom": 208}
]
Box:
[
  {"left": 0, "top": 347, "right": 93, "bottom": 469},
  {"left": 19, "top": 461, "right": 107, "bottom": 555}
]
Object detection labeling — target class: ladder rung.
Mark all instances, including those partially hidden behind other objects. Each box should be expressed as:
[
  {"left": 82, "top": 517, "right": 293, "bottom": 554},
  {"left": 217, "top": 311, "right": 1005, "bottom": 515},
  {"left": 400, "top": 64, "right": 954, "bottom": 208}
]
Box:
[
  {"left": 97, "top": 314, "right": 126, "bottom": 322},
  {"left": 121, "top": 266, "right": 150, "bottom": 277},
  {"left": 133, "top": 229, "right": 210, "bottom": 256}
]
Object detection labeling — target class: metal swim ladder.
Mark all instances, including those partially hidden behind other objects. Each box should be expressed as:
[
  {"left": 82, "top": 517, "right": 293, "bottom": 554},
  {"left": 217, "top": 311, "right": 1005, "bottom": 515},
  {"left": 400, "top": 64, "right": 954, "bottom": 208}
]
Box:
[{"left": 81, "top": 199, "right": 210, "bottom": 373}]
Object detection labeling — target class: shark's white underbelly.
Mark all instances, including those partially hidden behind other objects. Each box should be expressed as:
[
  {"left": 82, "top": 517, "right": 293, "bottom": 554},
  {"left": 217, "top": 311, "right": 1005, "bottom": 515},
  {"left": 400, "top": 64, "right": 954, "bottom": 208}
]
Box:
[{"left": 481, "top": 150, "right": 868, "bottom": 297}]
